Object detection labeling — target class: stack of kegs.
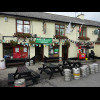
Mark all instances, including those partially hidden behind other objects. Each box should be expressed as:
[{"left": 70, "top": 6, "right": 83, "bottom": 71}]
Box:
[
  {"left": 72, "top": 68, "right": 81, "bottom": 80},
  {"left": 89, "top": 64, "right": 95, "bottom": 74},
  {"left": 80, "top": 65, "right": 88, "bottom": 78},
  {"left": 93, "top": 63, "right": 99, "bottom": 73},
  {"left": 14, "top": 79, "right": 26, "bottom": 87},
  {"left": 64, "top": 69, "right": 72, "bottom": 82}
]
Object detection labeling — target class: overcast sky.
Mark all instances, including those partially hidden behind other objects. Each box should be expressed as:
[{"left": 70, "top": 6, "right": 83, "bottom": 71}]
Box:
[{"left": 45, "top": 12, "right": 100, "bottom": 22}]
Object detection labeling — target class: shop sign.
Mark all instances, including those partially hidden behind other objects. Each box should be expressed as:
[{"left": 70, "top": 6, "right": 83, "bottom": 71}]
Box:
[
  {"left": 36, "top": 38, "right": 52, "bottom": 44},
  {"left": 54, "top": 49, "right": 59, "bottom": 53}
]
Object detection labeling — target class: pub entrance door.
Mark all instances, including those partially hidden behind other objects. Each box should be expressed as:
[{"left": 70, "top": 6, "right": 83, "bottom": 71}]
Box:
[
  {"left": 62, "top": 45, "right": 68, "bottom": 60},
  {"left": 35, "top": 44, "right": 44, "bottom": 62}
]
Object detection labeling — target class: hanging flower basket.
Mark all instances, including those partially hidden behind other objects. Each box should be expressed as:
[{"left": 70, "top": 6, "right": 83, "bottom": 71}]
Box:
[
  {"left": 78, "top": 36, "right": 90, "bottom": 40},
  {"left": 54, "top": 35, "right": 68, "bottom": 39},
  {"left": 13, "top": 33, "right": 32, "bottom": 39},
  {"left": 64, "top": 40, "right": 70, "bottom": 47},
  {"left": 97, "top": 37, "right": 100, "bottom": 41},
  {"left": 29, "top": 39, "right": 35, "bottom": 45},
  {"left": 10, "top": 40, "right": 18, "bottom": 47}
]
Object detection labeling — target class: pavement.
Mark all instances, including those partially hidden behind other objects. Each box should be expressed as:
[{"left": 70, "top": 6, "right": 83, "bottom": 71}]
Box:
[{"left": 0, "top": 60, "right": 100, "bottom": 87}]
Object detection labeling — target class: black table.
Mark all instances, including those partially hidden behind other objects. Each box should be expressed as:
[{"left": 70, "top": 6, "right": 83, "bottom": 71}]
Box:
[
  {"left": 13, "top": 66, "right": 40, "bottom": 85},
  {"left": 14, "top": 66, "right": 31, "bottom": 79},
  {"left": 67, "top": 60, "right": 81, "bottom": 68},
  {"left": 39, "top": 63, "right": 64, "bottom": 80}
]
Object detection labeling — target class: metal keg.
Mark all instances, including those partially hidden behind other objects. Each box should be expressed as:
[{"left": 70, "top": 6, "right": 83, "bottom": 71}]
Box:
[
  {"left": 14, "top": 79, "right": 26, "bottom": 87},
  {"left": 93, "top": 63, "right": 99, "bottom": 73},
  {"left": 64, "top": 69, "right": 71, "bottom": 82},
  {"left": 89, "top": 64, "right": 95, "bottom": 74},
  {"left": 25, "top": 62, "right": 29, "bottom": 67},
  {"left": 72, "top": 68, "right": 80, "bottom": 80},
  {"left": 80, "top": 65, "right": 88, "bottom": 78}
]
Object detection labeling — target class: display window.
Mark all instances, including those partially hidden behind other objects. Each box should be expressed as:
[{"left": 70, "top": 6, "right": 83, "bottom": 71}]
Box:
[{"left": 49, "top": 45, "right": 59, "bottom": 57}]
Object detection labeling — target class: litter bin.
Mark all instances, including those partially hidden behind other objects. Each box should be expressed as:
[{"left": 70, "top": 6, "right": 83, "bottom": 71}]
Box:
[{"left": 0, "top": 58, "right": 6, "bottom": 70}]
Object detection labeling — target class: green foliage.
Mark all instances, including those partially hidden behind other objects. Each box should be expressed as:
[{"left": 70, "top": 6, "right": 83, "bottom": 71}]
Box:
[
  {"left": 29, "top": 39, "right": 35, "bottom": 45},
  {"left": 10, "top": 40, "right": 18, "bottom": 47},
  {"left": 64, "top": 40, "right": 70, "bottom": 47}
]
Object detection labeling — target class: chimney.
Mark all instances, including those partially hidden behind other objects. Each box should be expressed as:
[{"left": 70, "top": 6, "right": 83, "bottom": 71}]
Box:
[{"left": 77, "top": 14, "right": 84, "bottom": 19}]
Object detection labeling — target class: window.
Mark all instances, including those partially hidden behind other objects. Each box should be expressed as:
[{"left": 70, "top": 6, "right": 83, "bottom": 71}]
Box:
[
  {"left": 56, "top": 24, "right": 65, "bottom": 36},
  {"left": 16, "top": 20, "right": 30, "bottom": 33},
  {"left": 79, "top": 27, "right": 87, "bottom": 37},
  {"left": 49, "top": 45, "right": 59, "bottom": 57}
]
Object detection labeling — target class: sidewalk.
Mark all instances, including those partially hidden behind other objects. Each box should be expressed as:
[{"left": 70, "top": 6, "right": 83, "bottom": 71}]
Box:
[{"left": 0, "top": 61, "right": 100, "bottom": 87}]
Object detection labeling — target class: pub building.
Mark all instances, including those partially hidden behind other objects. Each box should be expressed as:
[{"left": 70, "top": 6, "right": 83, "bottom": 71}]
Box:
[{"left": 0, "top": 12, "right": 100, "bottom": 66}]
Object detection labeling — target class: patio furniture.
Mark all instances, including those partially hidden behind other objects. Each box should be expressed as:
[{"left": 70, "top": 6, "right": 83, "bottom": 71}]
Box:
[
  {"left": 66, "top": 60, "right": 82, "bottom": 69},
  {"left": 8, "top": 73, "right": 14, "bottom": 85},
  {"left": 38, "top": 63, "right": 64, "bottom": 80},
  {"left": 8, "top": 66, "right": 40, "bottom": 86}
]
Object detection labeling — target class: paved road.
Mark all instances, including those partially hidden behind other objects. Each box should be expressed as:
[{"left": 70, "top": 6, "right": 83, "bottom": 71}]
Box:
[{"left": 0, "top": 61, "right": 100, "bottom": 87}]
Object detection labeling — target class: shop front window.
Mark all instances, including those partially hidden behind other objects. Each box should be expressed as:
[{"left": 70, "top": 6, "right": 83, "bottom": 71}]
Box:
[{"left": 49, "top": 45, "right": 59, "bottom": 57}]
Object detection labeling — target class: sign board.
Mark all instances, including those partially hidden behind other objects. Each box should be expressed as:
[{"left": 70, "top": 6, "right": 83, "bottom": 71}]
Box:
[
  {"left": 36, "top": 38, "right": 52, "bottom": 44},
  {"left": 54, "top": 49, "right": 59, "bottom": 53}
]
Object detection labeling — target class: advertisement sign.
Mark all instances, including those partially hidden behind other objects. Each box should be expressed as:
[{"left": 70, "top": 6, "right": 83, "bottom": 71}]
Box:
[{"left": 36, "top": 38, "right": 52, "bottom": 44}]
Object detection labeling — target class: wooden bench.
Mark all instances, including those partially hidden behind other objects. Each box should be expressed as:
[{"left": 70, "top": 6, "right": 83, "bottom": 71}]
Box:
[
  {"left": 6, "top": 59, "right": 27, "bottom": 67},
  {"left": 8, "top": 73, "right": 14, "bottom": 85},
  {"left": 38, "top": 68, "right": 51, "bottom": 74},
  {"left": 29, "top": 70, "right": 40, "bottom": 84}
]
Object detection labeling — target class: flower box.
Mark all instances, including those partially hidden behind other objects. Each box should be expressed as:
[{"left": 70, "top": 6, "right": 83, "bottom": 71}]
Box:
[
  {"left": 78, "top": 36, "right": 90, "bottom": 40},
  {"left": 54, "top": 35, "right": 68, "bottom": 39},
  {"left": 13, "top": 33, "right": 32, "bottom": 39}
]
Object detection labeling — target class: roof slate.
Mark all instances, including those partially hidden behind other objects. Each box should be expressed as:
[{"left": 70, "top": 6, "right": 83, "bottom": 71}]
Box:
[{"left": 0, "top": 12, "right": 100, "bottom": 27}]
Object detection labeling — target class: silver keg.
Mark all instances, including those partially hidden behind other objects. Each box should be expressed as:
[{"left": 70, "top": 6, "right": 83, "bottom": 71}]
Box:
[
  {"left": 72, "top": 68, "right": 81, "bottom": 80},
  {"left": 64, "top": 69, "right": 72, "bottom": 82},
  {"left": 93, "top": 63, "right": 99, "bottom": 73},
  {"left": 80, "top": 65, "right": 88, "bottom": 78},
  {"left": 14, "top": 79, "right": 26, "bottom": 87},
  {"left": 89, "top": 64, "right": 95, "bottom": 74}
]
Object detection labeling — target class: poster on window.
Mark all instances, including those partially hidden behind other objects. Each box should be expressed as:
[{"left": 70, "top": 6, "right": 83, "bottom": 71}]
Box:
[
  {"left": 54, "top": 49, "right": 59, "bottom": 54},
  {"left": 15, "top": 48, "right": 19, "bottom": 53},
  {"left": 24, "top": 47, "right": 27, "bottom": 52}
]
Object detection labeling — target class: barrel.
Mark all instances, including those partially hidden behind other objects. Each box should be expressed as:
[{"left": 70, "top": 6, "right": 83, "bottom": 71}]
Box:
[
  {"left": 93, "top": 63, "right": 99, "bottom": 73},
  {"left": 14, "top": 79, "right": 26, "bottom": 87},
  {"left": 80, "top": 65, "right": 88, "bottom": 78},
  {"left": 25, "top": 62, "right": 29, "bottom": 67},
  {"left": 72, "top": 68, "right": 80, "bottom": 80},
  {"left": 64, "top": 69, "right": 72, "bottom": 82},
  {"left": 89, "top": 64, "right": 95, "bottom": 74}
]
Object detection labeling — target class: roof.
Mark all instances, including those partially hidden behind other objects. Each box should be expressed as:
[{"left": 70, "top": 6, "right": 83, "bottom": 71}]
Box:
[{"left": 0, "top": 12, "right": 100, "bottom": 27}]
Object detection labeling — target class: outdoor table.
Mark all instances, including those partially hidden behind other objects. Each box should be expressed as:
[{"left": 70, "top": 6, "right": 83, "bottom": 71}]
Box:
[
  {"left": 14, "top": 66, "right": 31, "bottom": 79},
  {"left": 39, "top": 63, "right": 64, "bottom": 79},
  {"left": 67, "top": 60, "right": 81, "bottom": 68}
]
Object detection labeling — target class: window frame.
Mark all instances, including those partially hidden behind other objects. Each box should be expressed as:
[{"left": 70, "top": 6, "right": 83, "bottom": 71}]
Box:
[
  {"left": 16, "top": 19, "right": 30, "bottom": 34},
  {"left": 55, "top": 24, "right": 65, "bottom": 36},
  {"left": 48, "top": 45, "right": 59, "bottom": 57},
  {"left": 79, "top": 26, "right": 87, "bottom": 37}
]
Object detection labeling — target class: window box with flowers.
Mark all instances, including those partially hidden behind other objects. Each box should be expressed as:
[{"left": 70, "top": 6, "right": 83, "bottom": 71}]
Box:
[
  {"left": 54, "top": 35, "right": 68, "bottom": 39},
  {"left": 78, "top": 36, "right": 90, "bottom": 40},
  {"left": 13, "top": 33, "right": 32, "bottom": 39},
  {"left": 95, "top": 37, "right": 100, "bottom": 44}
]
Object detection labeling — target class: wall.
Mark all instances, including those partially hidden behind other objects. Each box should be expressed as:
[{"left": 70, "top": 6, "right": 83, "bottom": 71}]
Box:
[
  {"left": 0, "top": 16, "right": 16, "bottom": 36},
  {"left": 0, "top": 15, "right": 100, "bottom": 59}
]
